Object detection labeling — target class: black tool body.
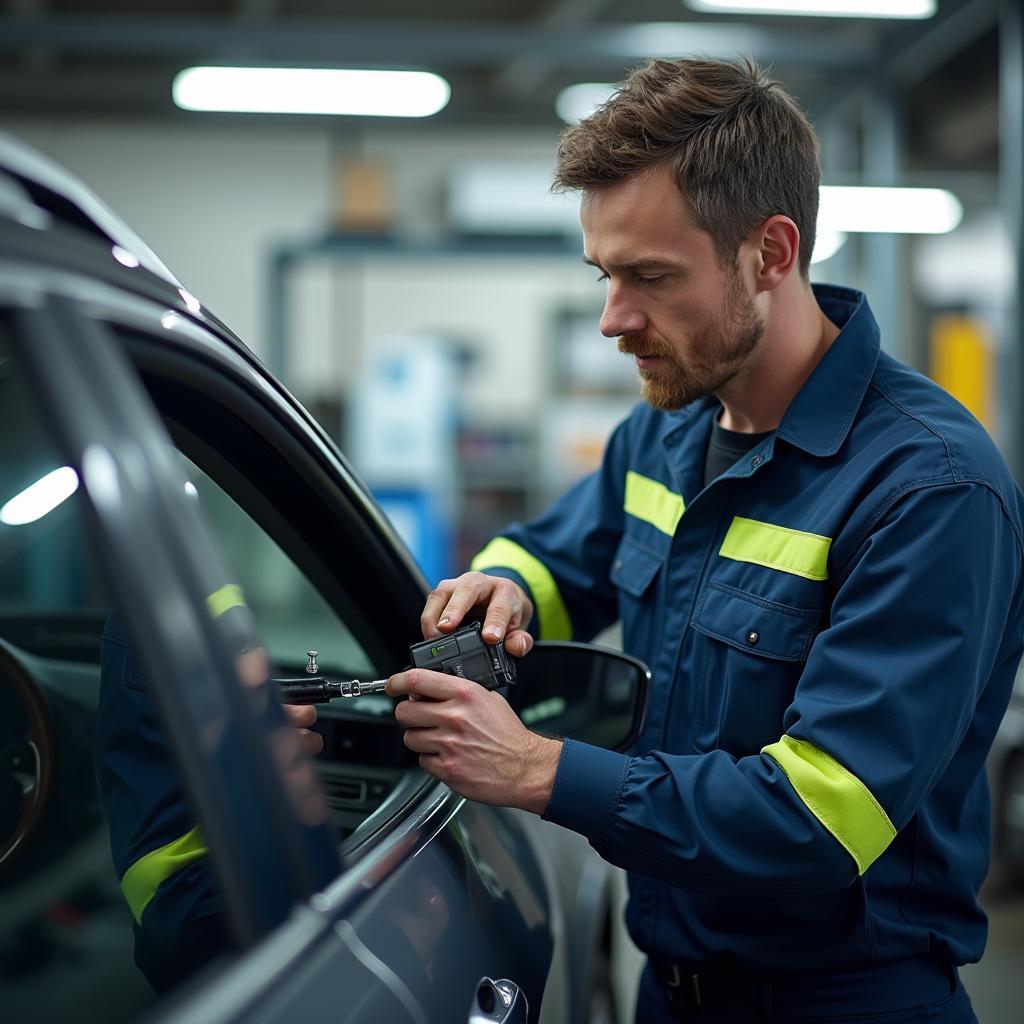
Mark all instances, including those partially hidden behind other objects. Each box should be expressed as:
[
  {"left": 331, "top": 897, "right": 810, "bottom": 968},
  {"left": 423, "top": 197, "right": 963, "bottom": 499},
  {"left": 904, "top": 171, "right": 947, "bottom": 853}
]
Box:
[{"left": 409, "top": 622, "right": 516, "bottom": 690}]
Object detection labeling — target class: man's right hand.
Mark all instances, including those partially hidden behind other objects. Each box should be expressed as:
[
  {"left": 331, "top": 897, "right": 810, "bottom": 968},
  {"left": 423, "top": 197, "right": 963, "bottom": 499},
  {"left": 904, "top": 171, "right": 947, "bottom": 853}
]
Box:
[{"left": 420, "top": 571, "right": 534, "bottom": 657}]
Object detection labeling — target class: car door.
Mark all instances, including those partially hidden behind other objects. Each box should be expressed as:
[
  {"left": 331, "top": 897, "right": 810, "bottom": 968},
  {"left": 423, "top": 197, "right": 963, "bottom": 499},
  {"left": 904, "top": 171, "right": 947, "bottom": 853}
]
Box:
[
  {"left": 98, "top": 292, "right": 560, "bottom": 1021},
  {"left": 0, "top": 261, "right": 555, "bottom": 1022},
  {"left": 103, "top": 288, "right": 561, "bottom": 1015}
]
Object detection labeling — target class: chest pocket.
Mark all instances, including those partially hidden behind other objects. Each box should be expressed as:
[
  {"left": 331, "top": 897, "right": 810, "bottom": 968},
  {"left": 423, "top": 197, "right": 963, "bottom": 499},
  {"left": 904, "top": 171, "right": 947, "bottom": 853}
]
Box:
[
  {"left": 610, "top": 534, "right": 667, "bottom": 655},
  {"left": 689, "top": 581, "right": 821, "bottom": 755},
  {"left": 610, "top": 535, "right": 664, "bottom": 597}
]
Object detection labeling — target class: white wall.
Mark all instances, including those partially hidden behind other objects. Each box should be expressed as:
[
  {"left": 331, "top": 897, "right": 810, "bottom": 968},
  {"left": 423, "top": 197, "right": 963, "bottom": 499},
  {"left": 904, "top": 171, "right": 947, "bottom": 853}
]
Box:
[
  {"left": 4, "top": 118, "right": 335, "bottom": 354},
  {"left": 2, "top": 117, "right": 605, "bottom": 423}
]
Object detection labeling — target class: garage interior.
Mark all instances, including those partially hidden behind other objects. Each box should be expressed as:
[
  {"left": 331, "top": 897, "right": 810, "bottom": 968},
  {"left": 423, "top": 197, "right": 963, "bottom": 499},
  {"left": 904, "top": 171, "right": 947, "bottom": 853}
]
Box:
[{"left": 1, "top": 1, "right": 1024, "bottom": 1022}]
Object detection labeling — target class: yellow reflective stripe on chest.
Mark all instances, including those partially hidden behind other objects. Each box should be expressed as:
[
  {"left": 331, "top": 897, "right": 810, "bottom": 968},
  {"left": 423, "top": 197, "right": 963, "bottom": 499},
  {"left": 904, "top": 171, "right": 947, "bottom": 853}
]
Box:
[
  {"left": 624, "top": 471, "right": 685, "bottom": 536},
  {"left": 719, "top": 517, "right": 831, "bottom": 581},
  {"left": 762, "top": 736, "right": 896, "bottom": 875},
  {"left": 120, "top": 826, "right": 208, "bottom": 924}
]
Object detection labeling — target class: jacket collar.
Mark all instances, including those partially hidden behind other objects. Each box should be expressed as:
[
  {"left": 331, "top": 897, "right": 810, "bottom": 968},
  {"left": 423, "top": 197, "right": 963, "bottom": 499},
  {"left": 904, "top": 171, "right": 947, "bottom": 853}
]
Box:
[
  {"left": 775, "top": 284, "right": 880, "bottom": 457},
  {"left": 655, "top": 284, "right": 880, "bottom": 478}
]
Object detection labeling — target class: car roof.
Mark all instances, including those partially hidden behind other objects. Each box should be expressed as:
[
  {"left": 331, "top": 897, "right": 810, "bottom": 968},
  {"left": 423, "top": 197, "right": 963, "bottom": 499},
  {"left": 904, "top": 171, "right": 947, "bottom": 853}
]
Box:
[
  {"left": 0, "top": 131, "right": 183, "bottom": 288},
  {"left": 0, "top": 130, "right": 255, "bottom": 359}
]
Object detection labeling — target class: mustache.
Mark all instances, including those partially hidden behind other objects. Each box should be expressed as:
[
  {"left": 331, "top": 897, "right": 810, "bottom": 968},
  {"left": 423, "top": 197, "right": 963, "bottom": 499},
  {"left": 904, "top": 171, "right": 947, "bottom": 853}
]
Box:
[{"left": 617, "top": 335, "right": 673, "bottom": 358}]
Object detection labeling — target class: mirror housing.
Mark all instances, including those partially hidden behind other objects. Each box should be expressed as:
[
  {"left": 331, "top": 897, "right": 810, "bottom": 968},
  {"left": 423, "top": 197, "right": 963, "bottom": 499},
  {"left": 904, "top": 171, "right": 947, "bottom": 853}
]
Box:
[{"left": 506, "top": 642, "right": 649, "bottom": 753}]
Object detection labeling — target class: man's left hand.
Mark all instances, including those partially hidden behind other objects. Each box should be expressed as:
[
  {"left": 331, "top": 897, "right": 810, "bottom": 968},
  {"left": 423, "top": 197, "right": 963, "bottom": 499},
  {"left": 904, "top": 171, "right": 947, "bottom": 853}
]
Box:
[{"left": 387, "top": 669, "right": 562, "bottom": 814}]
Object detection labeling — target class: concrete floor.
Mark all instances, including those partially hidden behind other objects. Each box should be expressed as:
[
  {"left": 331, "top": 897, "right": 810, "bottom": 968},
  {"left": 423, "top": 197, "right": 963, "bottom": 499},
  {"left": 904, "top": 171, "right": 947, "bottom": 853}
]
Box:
[{"left": 960, "top": 880, "right": 1024, "bottom": 1024}]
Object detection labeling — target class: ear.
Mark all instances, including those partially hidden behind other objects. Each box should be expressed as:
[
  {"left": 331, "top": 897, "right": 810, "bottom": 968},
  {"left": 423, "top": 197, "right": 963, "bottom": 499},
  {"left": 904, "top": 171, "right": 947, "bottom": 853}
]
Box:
[{"left": 750, "top": 215, "right": 800, "bottom": 292}]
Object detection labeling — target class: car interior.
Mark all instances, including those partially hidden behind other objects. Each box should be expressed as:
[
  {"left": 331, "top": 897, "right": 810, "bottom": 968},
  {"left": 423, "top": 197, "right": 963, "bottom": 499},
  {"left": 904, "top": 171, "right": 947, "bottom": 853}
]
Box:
[{"left": 0, "top": 323, "right": 434, "bottom": 1019}]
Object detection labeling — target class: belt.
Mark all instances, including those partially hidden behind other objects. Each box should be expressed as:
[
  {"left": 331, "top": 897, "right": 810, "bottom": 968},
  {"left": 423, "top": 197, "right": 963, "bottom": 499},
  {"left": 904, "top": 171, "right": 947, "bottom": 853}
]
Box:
[{"left": 653, "top": 953, "right": 957, "bottom": 1019}]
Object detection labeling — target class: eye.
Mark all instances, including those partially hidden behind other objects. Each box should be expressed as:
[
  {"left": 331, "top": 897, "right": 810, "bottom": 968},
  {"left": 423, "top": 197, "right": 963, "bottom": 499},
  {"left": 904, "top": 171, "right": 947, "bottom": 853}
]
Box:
[
  {"left": 595, "top": 272, "right": 609, "bottom": 284},
  {"left": 636, "top": 274, "right": 666, "bottom": 287}
]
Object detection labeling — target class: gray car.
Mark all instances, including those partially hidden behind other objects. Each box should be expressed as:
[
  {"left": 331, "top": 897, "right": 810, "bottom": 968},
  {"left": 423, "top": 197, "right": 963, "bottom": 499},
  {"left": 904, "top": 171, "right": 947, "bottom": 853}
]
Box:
[{"left": 0, "top": 134, "right": 646, "bottom": 1024}]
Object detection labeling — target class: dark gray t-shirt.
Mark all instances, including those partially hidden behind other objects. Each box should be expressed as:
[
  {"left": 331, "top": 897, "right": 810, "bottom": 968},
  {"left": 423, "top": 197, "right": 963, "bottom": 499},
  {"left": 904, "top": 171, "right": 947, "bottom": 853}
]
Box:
[{"left": 703, "top": 411, "right": 773, "bottom": 488}]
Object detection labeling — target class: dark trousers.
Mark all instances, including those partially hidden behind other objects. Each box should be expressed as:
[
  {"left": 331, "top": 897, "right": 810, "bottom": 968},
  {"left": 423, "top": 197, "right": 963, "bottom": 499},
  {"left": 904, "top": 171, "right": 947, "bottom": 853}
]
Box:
[{"left": 635, "top": 957, "right": 979, "bottom": 1024}]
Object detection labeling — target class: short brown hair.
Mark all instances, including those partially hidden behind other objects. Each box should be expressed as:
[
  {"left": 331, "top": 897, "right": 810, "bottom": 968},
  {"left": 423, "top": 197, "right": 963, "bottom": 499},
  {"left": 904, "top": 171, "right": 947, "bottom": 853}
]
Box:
[{"left": 554, "top": 57, "right": 820, "bottom": 277}]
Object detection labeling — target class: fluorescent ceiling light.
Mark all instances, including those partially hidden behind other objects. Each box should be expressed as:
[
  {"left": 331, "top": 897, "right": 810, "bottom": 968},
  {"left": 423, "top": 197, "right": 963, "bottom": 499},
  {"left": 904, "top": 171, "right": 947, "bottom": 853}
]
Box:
[
  {"left": 819, "top": 186, "right": 962, "bottom": 234},
  {"left": 811, "top": 227, "right": 847, "bottom": 264},
  {"left": 173, "top": 67, "right": 451, "bottom": 118},
  {"left": 685, "top": 0, "right": 934, "bottom": 17},
  {"left": 556, "top": 83, "right": 617, "bottom": 125},
  {"left": 1, "top": 466, "right": 79, "bottom": 526}
]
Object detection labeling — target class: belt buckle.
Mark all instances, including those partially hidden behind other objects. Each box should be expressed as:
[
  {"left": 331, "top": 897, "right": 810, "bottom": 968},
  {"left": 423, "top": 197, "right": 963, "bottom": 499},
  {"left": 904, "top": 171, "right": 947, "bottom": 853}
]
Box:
[{"left": 664, "top": 964, "right": 703, "bottom": 1009}]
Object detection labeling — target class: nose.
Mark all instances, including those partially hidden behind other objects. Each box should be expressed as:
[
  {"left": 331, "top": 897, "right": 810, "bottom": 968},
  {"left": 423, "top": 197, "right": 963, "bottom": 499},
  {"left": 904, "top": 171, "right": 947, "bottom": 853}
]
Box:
[{"left": 599, "top": 281, "right": 647, "bottom": 338}]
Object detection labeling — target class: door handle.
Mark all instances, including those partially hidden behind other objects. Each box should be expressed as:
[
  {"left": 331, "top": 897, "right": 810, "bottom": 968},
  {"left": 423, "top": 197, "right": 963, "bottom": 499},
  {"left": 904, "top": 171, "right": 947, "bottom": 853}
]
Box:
[{"left": 469, "top": 977, "right": 527, "bottom": 1024}]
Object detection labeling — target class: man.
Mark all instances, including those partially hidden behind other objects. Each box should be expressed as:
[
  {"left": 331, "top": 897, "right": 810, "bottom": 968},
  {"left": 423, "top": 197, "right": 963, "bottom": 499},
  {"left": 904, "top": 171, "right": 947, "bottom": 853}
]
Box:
[{"left": 385, "top": 57, "right": 1024, "bottom": 1022}]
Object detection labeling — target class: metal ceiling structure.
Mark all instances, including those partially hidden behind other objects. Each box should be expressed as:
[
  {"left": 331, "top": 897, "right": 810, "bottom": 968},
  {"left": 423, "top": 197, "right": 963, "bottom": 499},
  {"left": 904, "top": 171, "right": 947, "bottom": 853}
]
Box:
[{"left": 0, "top": 0, "right": 1001, "bottom": 160}]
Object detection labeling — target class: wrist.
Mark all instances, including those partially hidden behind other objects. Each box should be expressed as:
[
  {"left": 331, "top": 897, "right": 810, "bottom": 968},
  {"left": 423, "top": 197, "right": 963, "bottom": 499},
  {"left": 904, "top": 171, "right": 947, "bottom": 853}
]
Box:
[{"left": 518, "top": 734, "right": 563, "bottom": 815}]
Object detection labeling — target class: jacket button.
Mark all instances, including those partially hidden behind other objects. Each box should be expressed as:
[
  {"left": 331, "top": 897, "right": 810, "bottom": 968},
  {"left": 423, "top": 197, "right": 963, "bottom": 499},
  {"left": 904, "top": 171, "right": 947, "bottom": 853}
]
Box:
[
  {"left": 614, "top": 559, "right": 624, "bottom": 571},
  {"left": 746, "top": 631, "right": 760, "bottom": 645},
  {"left": 751, "top": 454, "right": 763, "bottom": 468}
]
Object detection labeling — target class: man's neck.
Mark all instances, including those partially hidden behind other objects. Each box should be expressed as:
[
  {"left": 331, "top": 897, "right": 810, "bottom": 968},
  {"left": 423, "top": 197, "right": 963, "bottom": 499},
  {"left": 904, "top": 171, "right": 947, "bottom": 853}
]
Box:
[{"left": 716, "top": 283, "right": 840, "bottom": 434}]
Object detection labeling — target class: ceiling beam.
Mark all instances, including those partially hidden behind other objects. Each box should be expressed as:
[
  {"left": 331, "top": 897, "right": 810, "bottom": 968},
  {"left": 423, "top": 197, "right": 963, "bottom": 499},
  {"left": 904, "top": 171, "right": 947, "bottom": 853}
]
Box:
[
  {"left": 813, "top": 0, "right": 998, "bottom": 118},
  {"left": 9, "top": 0, "right": 54, "bottom": 73},
  {"left": 0, "top": 15, "right": 872, "bottom": 69},
  {"left": 236, "top": 0, "right": 277, "bottom": 22},
  {"left": 884, "top": 0, "right": 998, "bottom": 87},
  {"left": 492, "top": 0, "right": 611, "bottom": 99}
]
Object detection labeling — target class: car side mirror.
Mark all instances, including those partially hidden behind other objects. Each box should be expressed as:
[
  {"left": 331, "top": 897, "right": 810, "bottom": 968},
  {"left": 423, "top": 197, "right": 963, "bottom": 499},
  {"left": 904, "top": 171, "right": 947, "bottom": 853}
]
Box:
[{"left": 506, "top": 642, "right": 649, "bottom": 753}]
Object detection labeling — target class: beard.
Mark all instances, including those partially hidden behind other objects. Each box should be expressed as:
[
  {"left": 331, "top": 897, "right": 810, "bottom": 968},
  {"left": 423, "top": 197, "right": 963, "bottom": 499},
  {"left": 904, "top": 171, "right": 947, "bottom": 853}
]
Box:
[{"left": 618, "top": 271, "right": 765, "bottom": 411}]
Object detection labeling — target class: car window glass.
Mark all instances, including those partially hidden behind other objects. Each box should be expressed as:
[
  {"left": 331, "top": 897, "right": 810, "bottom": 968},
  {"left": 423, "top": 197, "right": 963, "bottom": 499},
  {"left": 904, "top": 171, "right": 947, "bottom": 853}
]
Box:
[
  {"left": 177, "top": 451, "right": 375, "bottom": 679},
  {"left": 0, "top": 381, "right": 111, "bottom": 663},
  {"left": 166, "top": 440, "right": 420, "bottom": 841},
  {"left": 0, "top": 340, "right": 234, "bottom": 1021},
  {"left": 127, "top": 354, "right": 425, "bottom": 842}
]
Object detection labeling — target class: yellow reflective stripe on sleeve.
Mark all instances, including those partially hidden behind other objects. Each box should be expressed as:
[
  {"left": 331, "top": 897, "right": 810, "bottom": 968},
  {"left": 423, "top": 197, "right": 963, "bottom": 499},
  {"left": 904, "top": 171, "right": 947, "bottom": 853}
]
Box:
[
  {"left": 471, "top": 538, "right": 572, "bottom": 641},
  {"left": 207, "top": 583, "right": 246, "bottom": 619},
  {"left": 624, "top": 471, "right": 685, "bottom": 537},
  {"left": 720, "top": 517, "right": 831, "bottom": 581},
  {"left": 120, "top": 826, "right": 208, "bottom": 924},
  {"left": 762, "top": 735, "right": 896, "bottom": 875}
]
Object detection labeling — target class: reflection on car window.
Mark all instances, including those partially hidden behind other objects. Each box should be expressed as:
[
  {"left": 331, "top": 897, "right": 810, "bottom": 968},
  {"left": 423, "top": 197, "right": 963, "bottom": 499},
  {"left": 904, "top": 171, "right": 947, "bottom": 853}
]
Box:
[
  {"left": 0, "top": 362, "right": 111, "bottom": 661},
  {"left": 176, "top": 452, "right": 375, "bottom": 678},
  {"left": 0, "top": 339, "right": 224, "bottom": 1020}
]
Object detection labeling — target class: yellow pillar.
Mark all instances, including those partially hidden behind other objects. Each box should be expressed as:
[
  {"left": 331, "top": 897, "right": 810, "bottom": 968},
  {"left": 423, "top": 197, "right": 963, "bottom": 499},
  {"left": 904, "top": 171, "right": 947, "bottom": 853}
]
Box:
[{"left": 929, "top": 315, "right": 995, "bottom": 435}]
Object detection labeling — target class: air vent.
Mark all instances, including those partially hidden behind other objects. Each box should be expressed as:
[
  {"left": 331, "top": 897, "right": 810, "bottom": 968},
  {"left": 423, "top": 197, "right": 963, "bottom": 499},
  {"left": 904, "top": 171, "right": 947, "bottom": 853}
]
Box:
[{"left": 322, "top": 776, "right": 367, "bottom": 808}]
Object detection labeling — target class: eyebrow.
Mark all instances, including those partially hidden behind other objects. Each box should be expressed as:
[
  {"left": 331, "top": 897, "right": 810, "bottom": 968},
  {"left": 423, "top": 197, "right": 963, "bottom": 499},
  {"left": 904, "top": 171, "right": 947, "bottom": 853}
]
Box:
[{"left": 582, "top": 255, "right": 680, "bottom": 273}]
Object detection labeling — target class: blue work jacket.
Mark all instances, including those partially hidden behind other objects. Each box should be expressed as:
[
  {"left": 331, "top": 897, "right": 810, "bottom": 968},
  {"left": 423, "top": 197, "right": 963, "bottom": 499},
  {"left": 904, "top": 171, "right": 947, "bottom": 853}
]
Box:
[{"left": 473, "top": 285, "right": 1024, "bottom": 972}]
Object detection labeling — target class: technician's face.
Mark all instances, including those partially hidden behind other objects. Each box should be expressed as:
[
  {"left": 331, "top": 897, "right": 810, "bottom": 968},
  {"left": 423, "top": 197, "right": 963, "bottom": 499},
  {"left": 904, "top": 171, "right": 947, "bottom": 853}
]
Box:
[{"left": 580, "top": 163, "right": 764, "bottom": 411}]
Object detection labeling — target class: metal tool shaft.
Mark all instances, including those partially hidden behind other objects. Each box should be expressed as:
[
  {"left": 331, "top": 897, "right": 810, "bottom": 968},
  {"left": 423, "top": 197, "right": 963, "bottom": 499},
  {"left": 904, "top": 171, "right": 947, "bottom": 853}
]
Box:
[{"left": 276, "top": 677, "right": 389, "bottom": 704}]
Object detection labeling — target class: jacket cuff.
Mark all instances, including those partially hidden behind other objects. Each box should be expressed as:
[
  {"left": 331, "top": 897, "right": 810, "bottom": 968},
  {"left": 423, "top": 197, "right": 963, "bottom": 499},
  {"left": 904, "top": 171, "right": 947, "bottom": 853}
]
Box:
[{"left": 542, "top": 738, "right": 630, "bottom": 842}]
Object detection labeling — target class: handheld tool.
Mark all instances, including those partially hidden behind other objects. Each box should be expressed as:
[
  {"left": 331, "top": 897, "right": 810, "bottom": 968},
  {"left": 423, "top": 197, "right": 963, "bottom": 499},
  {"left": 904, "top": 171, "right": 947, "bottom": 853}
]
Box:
[{"left": 276, "top": 621, "right": 516, "bottom": 705}]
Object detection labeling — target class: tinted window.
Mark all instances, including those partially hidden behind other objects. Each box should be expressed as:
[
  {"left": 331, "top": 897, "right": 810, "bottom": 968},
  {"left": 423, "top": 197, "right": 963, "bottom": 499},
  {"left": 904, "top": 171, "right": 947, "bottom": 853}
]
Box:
[
  {"left": 0, "top": 339, "right": 216, "bottom": 1021},
  {"left": 178, "top": 451, "right": 375, "bottom": 678},
  {"left": 0, "top": 359, "right": 111, "bottom": 661}
]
